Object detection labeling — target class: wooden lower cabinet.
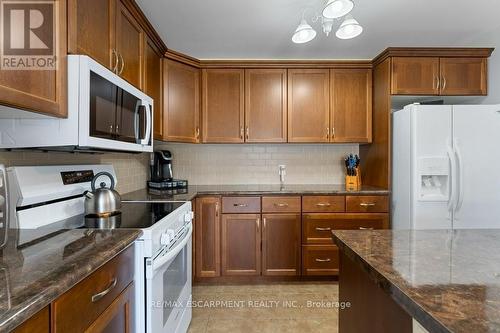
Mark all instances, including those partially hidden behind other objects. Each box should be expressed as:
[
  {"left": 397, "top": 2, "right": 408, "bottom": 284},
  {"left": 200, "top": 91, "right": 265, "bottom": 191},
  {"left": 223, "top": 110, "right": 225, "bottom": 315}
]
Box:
[
  {"left": 302, "top": 245, "right": 339, "bottom": 276},
  {"left": 86, "top": 283, "right": 134, "bottom": 333},
  {"left": 262, "top": 214, "right": 301, "bottom": 276},
  {"left": 13, "top": 307, "right": 49, "bottom": 333},
  {"left": 195, "top": 197, "right": 221, "bottom": 277},
  {"left": 221, "top": 214, "right": 261, "bottom": 276}
]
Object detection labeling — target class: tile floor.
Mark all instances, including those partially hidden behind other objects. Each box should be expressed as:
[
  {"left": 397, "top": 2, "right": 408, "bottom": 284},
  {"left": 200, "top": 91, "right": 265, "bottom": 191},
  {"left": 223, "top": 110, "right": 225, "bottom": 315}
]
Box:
[{"left": 188, "top": 282, "right": 339, "bottom": 333}]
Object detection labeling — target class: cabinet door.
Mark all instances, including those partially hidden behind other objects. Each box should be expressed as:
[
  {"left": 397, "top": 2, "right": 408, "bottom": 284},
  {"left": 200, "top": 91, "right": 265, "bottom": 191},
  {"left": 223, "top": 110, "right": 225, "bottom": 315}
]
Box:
[
  {"left": 144, "top": 37, "right": 163, "bottom": 140},
  {"left": 13, "top": 307, "right": 49, "bottom": 333},
  {"left": 202, "top": 69, "right": 244, "bottom": 143},
  {"left": 86, "top": 283, "right": 134, "bottom": 333},
  {"left": 440, "top": 57, "right": 487, "bottom": 96},
  {"left": 302, "top": 245, "right": 339, "bottom": 276},
  {"left": 245, "top": 69, "right": 287, "bottom": 142},
  {"left": 331, "top": 69, "right": 372, "bottom": 143},
  {"left": 0, "top": 0, "right": 67, "bottom": 117},
  {"left": 221, "top": 214, "right": 261, "bottom": 276},
  {"left": 68, "top": 0, "right": 114, "bottom": 70},
  {"left": 115, "top": 0, "right": 144, "bottom": 88},
  {"left": 391, "top": 57, "right": 439, "bottom": 95},
  {"left": 262, "top": 214, "right": 301, "bottom": 276},
  {"left": 195, "top": 197, "right": 221, "bottom": 277},
  {"left": 163, "top": 59, "right": 200, "bottom": 143},
  {"left": 288, "top": 69, "right": 330, "bottom": 142}
]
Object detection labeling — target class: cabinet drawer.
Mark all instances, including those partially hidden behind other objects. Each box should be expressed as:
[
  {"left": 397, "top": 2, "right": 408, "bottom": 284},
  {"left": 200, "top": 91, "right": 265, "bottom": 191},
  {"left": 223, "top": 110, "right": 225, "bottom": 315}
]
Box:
[
  {"left": 346, "top": 196, "right": 389, "bottom": 213},
  {"left": 222, "top": 196, "right": 261, "bottom": 213},
  {"left": 302, "top": 196, "right": 345, "bottom": 212},
  {"left": 302, "top": 245, "right": 339, "bottom": 276},
  {"left": 52, "top": 245, "right": 135, "bottom": 332},
  {"left": 303, "top": 213, "right": 388, "bottom": 244},
  {"left": 262, "top": 196, "right": 301, "bottom": 213}
]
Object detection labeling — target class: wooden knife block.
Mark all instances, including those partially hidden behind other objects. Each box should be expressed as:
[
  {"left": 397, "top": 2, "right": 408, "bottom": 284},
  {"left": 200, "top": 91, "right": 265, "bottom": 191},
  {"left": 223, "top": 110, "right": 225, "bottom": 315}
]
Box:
[{"left": 345, "top": 167, "right": 361, "bottom": 191}]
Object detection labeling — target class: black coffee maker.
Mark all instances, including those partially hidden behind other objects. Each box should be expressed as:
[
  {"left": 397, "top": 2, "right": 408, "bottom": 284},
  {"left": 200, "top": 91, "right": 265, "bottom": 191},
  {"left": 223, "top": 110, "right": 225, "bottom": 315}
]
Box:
[{"left": 150, "top": 150, "right": 173, "bottom": 182}]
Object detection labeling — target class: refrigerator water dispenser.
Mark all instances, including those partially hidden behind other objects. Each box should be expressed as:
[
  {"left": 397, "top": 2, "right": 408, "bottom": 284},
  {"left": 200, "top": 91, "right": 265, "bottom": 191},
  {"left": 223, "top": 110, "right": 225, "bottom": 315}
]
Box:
[{"left": 418, "top": 157, "right": 449, "bottom": 201}]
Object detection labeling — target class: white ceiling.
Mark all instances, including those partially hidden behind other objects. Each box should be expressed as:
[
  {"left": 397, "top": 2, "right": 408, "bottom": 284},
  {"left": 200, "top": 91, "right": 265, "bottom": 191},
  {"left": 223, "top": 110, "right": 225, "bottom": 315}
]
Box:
[{"left": 136, "top": 0, "right": 500, "bottom": 60}]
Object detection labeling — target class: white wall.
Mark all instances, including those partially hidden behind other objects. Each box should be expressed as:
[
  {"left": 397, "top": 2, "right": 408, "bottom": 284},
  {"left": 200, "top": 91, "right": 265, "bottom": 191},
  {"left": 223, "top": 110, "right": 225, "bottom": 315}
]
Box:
[{"left": 154, "top": 143, "right": 358, "bottom": 185}]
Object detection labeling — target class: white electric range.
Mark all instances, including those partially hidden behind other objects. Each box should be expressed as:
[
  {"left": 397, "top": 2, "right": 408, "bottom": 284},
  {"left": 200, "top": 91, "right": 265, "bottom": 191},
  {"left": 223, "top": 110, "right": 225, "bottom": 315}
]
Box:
[{"left": 6, "top": 164, "right": 192, "bottom": 333}]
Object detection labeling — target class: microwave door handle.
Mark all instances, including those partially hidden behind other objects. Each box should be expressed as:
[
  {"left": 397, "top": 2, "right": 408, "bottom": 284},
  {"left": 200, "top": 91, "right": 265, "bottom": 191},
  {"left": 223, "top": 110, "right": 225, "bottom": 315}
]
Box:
[
  {"left": 152, "top": 224, "right": 192, "bottom": 273},
  {"left": 140, "top": 103, "right": 152, "bottom": 145},
  {"left": 133, "top": 101, "right": 141, "bottom": 143}
]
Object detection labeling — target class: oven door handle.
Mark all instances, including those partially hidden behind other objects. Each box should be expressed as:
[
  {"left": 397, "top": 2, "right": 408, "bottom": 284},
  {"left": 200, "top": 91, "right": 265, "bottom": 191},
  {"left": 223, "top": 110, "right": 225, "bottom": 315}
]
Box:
[{"left": 152, "top": 224, "right": 192, "bottom": 273}]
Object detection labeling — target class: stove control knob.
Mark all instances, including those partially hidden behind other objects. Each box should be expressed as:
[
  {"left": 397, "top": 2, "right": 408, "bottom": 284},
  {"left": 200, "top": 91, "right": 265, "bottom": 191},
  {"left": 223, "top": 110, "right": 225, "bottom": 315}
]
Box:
[
  {"left": 184, "top": 211, "right": 194, "bottom": 222},
  {"left": 167, "top": 229, "right": 175, "bottom": 240}
]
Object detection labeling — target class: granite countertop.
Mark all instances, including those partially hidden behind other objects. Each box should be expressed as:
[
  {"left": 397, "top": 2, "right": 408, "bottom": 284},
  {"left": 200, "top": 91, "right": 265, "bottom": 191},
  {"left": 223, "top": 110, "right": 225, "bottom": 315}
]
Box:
[
  {"left": 0, "top": 229, "right": 141, "bottom": 332},
  {"left": 332, "top": 229, "right": 500, "bottom": 333},
  {"left": 122, "top": 184, "right": 390, "bottom": 202}
]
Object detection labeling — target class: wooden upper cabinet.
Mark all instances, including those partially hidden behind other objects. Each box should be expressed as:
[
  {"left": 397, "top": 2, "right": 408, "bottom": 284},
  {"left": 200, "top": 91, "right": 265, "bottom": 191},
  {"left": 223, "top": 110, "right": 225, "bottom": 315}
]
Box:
[
  {"left": 245, "top": 69, "right": 287, "bottom": 142},
  {"left": 440, "top": 57, "right": 487, "bottom": 96},
  {"left": 202, "top": 69, "right": 245, "bottom": 143},
  {"left": 391, "top": 57, "right": 440, "bottom": 95},
  {"left": 262, "top": 214, "right": 301, "bottom": 276},
  {"left": 0, "top": 0, "right": 67, "bottom": 117},
  {"left": 163, "top": 59, "right": 200, "bottom": 143},
  {"left": 195, "top": 197, "right": 221, "bottom": 278},
  {"left": 144, "top": 37, "right": 163, "bottom": 140},
  {"left": 330, "top": 69, "right": 372, "bottom": 143},
  {"left": 115, "top": 0, "right": 144, "bottom": 89},
  {"left": 68, "top": 0, "right": 114, "bottom": 70},
  {"left": 221, "top": 214, "right": 261, "bottom": 276},
  {"left": 288, "top": 69, "right": 330, "bottom": 143}
]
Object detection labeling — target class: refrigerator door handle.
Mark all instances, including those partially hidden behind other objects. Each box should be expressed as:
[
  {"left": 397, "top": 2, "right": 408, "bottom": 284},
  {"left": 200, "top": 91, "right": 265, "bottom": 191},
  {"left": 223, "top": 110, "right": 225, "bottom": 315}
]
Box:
[
  {"left": 454, "top": 139, "right": 464, "bottom": 213},
  {"left": 446, "top": 145, "right": 458, "bottom": 213}
]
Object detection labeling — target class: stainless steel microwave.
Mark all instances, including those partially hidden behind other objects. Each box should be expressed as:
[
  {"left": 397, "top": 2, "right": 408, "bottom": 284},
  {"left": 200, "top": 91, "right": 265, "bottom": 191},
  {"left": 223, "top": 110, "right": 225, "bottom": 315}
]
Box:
[{"left": 0, "top": 55, "right": 153, "bottom": 153}]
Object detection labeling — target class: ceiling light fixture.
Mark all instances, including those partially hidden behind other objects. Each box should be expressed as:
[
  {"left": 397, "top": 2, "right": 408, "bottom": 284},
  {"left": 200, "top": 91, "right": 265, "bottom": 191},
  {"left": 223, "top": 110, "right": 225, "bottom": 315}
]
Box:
[
  {"left": 322, "top": 0, "right": 354, "bottom": 19},
  {"left": 291, "top": 0, "right": 362, "bottom": 44},
  {"left": 336, "top": 15, "right": 363, "bottom": 39},
  {"left": 292, "top": 18, "right": 317, "bottom": 44}
]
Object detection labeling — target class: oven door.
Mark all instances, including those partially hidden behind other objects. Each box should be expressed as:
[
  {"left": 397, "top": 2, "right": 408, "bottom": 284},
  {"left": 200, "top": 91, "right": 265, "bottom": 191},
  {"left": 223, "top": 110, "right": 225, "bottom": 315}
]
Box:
[{"left": 146, "top": 224, "right": 192, "bottom": 333}]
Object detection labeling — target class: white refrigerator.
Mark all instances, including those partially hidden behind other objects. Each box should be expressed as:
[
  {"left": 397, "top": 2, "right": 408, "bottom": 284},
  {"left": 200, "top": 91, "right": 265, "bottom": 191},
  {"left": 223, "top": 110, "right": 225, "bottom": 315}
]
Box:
[{"left": 392, "top": 103, "right": 500, "bottom": 229}]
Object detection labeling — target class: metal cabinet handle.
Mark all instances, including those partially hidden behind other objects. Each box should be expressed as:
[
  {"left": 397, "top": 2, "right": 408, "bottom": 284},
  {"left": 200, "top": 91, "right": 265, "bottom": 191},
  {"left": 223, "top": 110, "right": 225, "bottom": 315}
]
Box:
[
  {"left": 359, "top": 202, "right": 376, "bottom": 207},
  {"left": 115, "top": 124, "right": 119, "bottom": 134},
  {"left": 240, "top": 127, "right": 244, "bottom": 140},
  {"left": 233, "top": 203, "right": 248, "bottom": 207},
  {"left": 359, "top": 227, "right": 374, "bottom": 230},
  {"left": 315, "top": 258, "right": 331, "bottom": 263},
  {"left": 195, "top": 127, "right": 200, "bottom": 140},
  {"left": 263, "top": 217, "right": 267, "bottom": 229},
  {"left": 118, "top": 53, "right": 125, "bottom": 75},
  {"left": 315, "top": 227, "right": 331, "bottom": 231},
  {"left": 215, "top": 202, "right": 219, "bottom": 217},
  {"left": 256, "top": 218, "right": 260, "bottom": 232},
  {"left": 245, "top": 126, "right": 249, "bottom": 140},
  {"left": 274, "top": 203, "right": 289, "bottom": 207},
  {"left": 326, "top": 127, "right": 329, "bottom": 139},
  {"left": 109, "top": 125, "right": 114, "bottom": 133},
  {"left": 112, "top": 49, "right": 119, "bottom": 73},
  {"left": 91, "top": 278, "right": 117, "bottom": 303},
  {"left": 316, "top": 202, "right": 331, "bottom": 207},
  {"left": 331, "top": 127, "right": 335, "bottom": 139},
  {"left": 434, "top": 75, "right": 440, "bottom": 91},
  {"left": 441, "top": 75, "right": 447, "bottom": 92}
]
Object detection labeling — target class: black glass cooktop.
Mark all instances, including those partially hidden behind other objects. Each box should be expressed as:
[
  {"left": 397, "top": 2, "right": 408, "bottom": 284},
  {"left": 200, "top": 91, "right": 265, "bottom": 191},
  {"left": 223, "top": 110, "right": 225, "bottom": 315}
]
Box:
[{"left": 84, "top": 201, "right": 186, "bottom": 229}]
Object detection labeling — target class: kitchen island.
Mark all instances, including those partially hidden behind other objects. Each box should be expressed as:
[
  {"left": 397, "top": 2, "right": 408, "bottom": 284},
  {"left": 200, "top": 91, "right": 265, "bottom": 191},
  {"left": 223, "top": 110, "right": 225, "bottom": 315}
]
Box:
[
  {"left": 332, "top": 229, "right": 500, "bottom": 333},
  {"left": 0, "top": 229, "right": 141, "bottom": 332}
]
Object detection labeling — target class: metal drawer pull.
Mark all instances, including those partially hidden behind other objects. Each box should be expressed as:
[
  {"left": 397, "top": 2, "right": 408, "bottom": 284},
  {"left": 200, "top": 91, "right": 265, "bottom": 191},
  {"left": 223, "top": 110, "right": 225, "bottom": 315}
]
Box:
[
  {"left": 316, "top": 202, "right": 331, "bottom": 207},
  {"left": 359, "top": 202, "right": 376, "bottom": 207},
  {"left": 359, "top": 227, "right": 374, "bottom": 230},
  {"left": 233, "top": 203, "right": 248, "bottom": 207},
  {"left": 315, "top": 258, "right": 331, "bottom": 263},
  {"left": 315, "top": 227, "right": 331, "bottom": 231},
  {"left": 91, "top": 278, "right": 117, "bottom": 303},
  {"left": 274, "top": 203, "right": 289, "bottom": 207}
]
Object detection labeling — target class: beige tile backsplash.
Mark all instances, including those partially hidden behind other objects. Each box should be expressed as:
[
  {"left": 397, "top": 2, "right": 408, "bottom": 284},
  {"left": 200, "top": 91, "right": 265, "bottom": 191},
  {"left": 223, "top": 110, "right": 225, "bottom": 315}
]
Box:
[
  {"left": 0, "top": 151, "right": 149, "bottom": 194},
  {"left": 155, "top": 143, "right": 359, "bottom": 185}
]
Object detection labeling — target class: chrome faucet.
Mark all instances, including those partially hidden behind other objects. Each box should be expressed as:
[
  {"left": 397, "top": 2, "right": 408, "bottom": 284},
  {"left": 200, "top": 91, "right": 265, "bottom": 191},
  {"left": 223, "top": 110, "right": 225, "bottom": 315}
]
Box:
[{"left": 278, "top": 165, "right": 286, "bottom": 186}]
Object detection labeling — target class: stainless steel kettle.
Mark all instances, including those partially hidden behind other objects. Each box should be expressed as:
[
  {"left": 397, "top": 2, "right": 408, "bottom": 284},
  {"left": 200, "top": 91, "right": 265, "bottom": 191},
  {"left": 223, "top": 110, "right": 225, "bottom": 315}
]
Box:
[{"left": 84, "top": 172, "right": 121, "bottom": 216}]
